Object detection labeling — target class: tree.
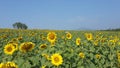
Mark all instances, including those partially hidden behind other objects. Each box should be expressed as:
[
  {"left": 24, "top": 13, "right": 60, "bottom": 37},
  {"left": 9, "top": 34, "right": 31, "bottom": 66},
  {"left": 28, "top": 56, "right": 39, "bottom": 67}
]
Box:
[
  {"left": 12, "top": 22, "right": 28, "bottom": 29},
  {"left": 22, "top": 24, "right": 28, "bottom": 29}
]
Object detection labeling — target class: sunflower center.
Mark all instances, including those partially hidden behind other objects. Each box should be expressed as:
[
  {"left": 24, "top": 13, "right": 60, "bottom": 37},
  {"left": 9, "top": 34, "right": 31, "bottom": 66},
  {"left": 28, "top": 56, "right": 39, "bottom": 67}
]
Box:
[
  {"left": 24, "top": 44, "right": 32, "bottom": 51},
  {"left": 49, "top": 34, "right": 55, "bottom": 40},
  {"left": 96, "top": 55, "right": 100, "bottom": 59},
  {"left": 79, "top": 53, "right": 84, "bottom": 58},
  {"left": 88, "top": 35, "right": 90, "bottom": 38},
  {"left": 77, "top": 40, "right": 80, "bottom": 43},
  {"left": 28, "top": 44, "right": 32, "bottom": 49},
  {"left": 7, "top": 47, "right": 12, "bottom": 52},
  {"left": 54, "top": 57, "right": 59, "bottom": 63},
  {"left": 41, "top": 45, "right": 46, "bottom": 48},
  {"left": 67, "top": 34, "right": 70, "bottom": 38}
]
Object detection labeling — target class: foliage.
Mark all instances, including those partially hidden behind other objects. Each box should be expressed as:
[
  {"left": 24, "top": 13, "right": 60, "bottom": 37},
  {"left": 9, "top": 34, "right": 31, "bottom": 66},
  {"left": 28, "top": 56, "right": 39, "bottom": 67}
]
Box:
[
  {"left": 0, "top": 29, "right": 120, "bottom": 68},
  {"left": 13, "top": 22, "right": 28, "bottom": 29}
]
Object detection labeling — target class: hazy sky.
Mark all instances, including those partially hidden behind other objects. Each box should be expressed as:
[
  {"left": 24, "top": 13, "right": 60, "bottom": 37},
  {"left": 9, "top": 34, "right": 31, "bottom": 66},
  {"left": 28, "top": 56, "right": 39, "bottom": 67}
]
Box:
[{"left": 0, "top": 0, "right": 120, "bottom": 30}]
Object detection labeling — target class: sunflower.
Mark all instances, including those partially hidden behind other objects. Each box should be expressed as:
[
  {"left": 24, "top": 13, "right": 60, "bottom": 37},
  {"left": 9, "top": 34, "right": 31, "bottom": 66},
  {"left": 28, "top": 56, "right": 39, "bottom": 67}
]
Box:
[
  {"left": 76, "top": 37, "right": 81, "bottom": 45},
  {"left": 108, "top": 40, "right": 115, "bottom": 47},
  {"left": 0, "top": 62, "right": 18, "bottom": 68},
  {"left": 93, "top": 40, "right": 98, "bottom": 46},
  {"left": 12, "top": 43, "right": 18, "bottom": 50},
  {"left": 6, "top": 62, "right": 18, "bottom": 68},
  {"left": 42, "top": 54, "right": 51, "bottom": 60},
  {"left": 100, "top": 38, "right": 107, "bottom": 43},
  {"left": 19, "top": 42, "right": 35, "bottom": 53},
  {"left": 50, "top": 42, "right": 55, "bottom": 47},
  {"left": 11, "top": 38, "right": 18, "bottom": 43},
  {"left": 39, "top": 44, "right": 47, "bottom": 49},
  {"left": 7, "top": 43, "right": 18, "bottom": 50},
  {"left": 61, "top": 36, "right": 65, "bottom": 39},
  {"left": 51, "top": 53, "right": 63, "bottom": 66},
  {"left": 95, "top": 54, "right": 101, "bottom": 59},
  {"left": 17, "top": 36, "right": 23, "bottom": 40},
  {"left": 66, "top": 32, "right": 72, "bottom": 39},
  {"left": 79, "top": 52, "right": 85, "bottom": 59},
  {"left": 42, "top": 36, "right": 46, "bottom": 41},
  {"left": 117, "top": 52, "right": 120, "bottom": 62},
  {"left": 0, "top": 63, "right": 6, "bottom": 68},
  {"left": 4, "top": 44, "right": 16, "bottom": 55},
  {"left": 85, "top": 33, "right": 93, "bottom": 41},
  {"left": 41, "top": 65, "right": 46, "bottom": 68},
  {"left": 47, "top": 32, "right": 57, "bottom": 43}
]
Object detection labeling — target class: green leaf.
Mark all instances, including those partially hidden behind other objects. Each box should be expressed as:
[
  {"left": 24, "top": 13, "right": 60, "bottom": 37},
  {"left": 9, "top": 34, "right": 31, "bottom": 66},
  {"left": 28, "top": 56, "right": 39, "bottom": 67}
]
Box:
[
  {"left": 72, "top": 63, "right": 76, "bottom": 67},
  {"left": 88, "top": 63, "right": 96, "bottom": 68},
  {"left": 90, "top": 46, "right": 95, "bottom": 52},
  {"left": 21, "top": 61, "right": 31, "bottom": 68},
  {"left": 101, "top": 58, "right": 105, "bottom": 64},
  {"left": 89, "top": 53, "right": 94, "bottom": 60},
  {"left": 14, "top": 58, "right": 25, "bottom": 68},
  {"left": 108, "top": 54, "right": 113, "bottom": 60},
  {"left": 41, "top": 57, "right": 46, "bottom": 65},
  {"left": 28, "top": 56, "right": 40, "bottom": 66},
  {"left": 65, "top": 64, "right": 70, "bottom": 68}
]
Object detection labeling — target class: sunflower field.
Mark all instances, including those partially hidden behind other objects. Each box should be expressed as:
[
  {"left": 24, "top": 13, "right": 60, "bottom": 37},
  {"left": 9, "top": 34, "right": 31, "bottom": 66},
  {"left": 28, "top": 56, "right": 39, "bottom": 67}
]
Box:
[{"left": 0, "top": 29, "right": 120, "bottom": 68}]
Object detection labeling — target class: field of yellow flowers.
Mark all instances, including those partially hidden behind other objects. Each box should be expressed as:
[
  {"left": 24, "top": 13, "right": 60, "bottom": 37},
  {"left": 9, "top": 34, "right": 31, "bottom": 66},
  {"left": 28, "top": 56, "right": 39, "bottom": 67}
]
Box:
[{"left": 0, "top": 29, "right": 120, "bottom": 68}]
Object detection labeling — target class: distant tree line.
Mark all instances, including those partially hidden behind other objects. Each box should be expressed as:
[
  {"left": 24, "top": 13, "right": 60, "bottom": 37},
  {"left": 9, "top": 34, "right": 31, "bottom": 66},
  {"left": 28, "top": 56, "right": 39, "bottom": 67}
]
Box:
[
  {"left": 107, "top": 28, "right": 120, "bottom": 31},
  {"left": 13, "top": 22, "right": 28, "bottom": 29},
  {"left": 103, "top": 28, "right": 120, "bottom": 31}
]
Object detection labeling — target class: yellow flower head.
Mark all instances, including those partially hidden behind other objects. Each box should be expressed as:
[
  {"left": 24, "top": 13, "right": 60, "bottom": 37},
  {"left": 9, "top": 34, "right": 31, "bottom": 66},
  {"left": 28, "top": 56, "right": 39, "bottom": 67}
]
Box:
[
  {"left": 0, "top": 63, "right": 6, "bottom": 68},
  {"left": 117, "top": 52, "right": 120, "bottom": 62},
  {"left": 6, "top": 62, "right": 18, "bottom": 68},
  {"left": 42, "top": 36, "right": 46, "bottom": 40},
  {"left": 61, "top": 36, "right": 65, "bottom": 39},
  {"left": 95, "top": 54, "right": 101, "bottom": 59},
  {"left": 47, "top": 32, "right": 57, "bottom": 43},
  {"left": 66, "top": 32, "right": 72, "bottom": 39},
  {"left": 42, "top": 54, "right": 51, "bottom": 60},
  {"left": 39, "top": 44, "right": 47, "bottom": 49},
  {"left": 0, "top": 62, "right": 18, "bottom": 68},
  {"left": 118, "top": 52, "right": 120, "bottom": 57},
  {"left": 41, "top": 65, "right": 46, "bottom": 68},
  {"left": 76, "top": 37, "right": 81, "bottom": 45},
  {"left": 85, "top": 33, "right": 93, "bottom": 41},
  {"left": 51, "top": 53, "right": 63, "bottom": 66},
  {"left": 50, "top": 42, "right": 55, "bottom": 47},
  {"left": 4, "top": 44, "right": 16, "bottom": 55},
  {"left": 7, "top": 43, "right": 18, "bottom": 50},
  {"left": 100, "top": 38, "right": 107, "bottom": 43},
  {"left": 17, "top": 36, "right": 23, "bottom": 40},
  {"left": 108, "top": 40, "right": 115, "bottom": 46},
  {"left": 93, "top": 40, "right": 98, "bottom": 46},
  {"left": 79, "top": 52, "right": 85, "bottom": 59},
  {"left": 11, "top": 38, "right": 18, "bottom": 43},
  {"left": 19, "top": 42, "right": 35, "bottom": 53}
]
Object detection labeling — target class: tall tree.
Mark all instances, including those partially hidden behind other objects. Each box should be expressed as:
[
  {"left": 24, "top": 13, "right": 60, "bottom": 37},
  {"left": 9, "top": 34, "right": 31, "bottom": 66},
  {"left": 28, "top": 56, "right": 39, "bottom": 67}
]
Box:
[
  {"left": 12, "top": 22, "right": 28, "bottom": 29},
  {"left": 22, "top": 24, "right": 28, "bottom": 29}
]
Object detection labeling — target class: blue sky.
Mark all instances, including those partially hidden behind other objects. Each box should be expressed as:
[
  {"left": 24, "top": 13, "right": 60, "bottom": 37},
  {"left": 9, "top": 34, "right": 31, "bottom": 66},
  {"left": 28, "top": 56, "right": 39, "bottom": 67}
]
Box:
[{"left": 0, "top": 0, "right": 120, "bottom": 30}]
